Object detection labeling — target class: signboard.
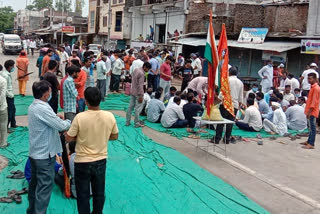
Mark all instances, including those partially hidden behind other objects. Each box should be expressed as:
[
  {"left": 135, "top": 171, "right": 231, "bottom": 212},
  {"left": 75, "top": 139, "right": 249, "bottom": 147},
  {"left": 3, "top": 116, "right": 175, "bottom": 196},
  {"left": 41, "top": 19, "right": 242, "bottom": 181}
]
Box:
[
  {"left": 262, "top": 50, "right": 287, "bottom": 63},
  {"left": 238, "top": 28, "right": 268, "bottom": 44},
  {"left": 301, "top": 40, "right": 320, "bottom": 54},
  {"left": 62, "top": 26, "right": 75, "bottom": 33}
]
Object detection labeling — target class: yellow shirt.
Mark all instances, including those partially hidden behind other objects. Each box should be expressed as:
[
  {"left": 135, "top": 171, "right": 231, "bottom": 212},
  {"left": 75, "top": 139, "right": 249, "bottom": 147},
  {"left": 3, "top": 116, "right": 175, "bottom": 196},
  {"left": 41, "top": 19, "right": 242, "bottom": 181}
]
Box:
[{"left": 67, "top": 110, "right": 119, "bottom": 163}]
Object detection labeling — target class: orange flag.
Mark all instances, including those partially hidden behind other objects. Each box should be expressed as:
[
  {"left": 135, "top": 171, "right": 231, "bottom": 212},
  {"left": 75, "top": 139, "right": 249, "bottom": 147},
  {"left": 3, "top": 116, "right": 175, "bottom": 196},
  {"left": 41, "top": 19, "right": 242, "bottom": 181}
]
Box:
[{"left": 218, "top": 24, "right": 234, "bottom": 116}]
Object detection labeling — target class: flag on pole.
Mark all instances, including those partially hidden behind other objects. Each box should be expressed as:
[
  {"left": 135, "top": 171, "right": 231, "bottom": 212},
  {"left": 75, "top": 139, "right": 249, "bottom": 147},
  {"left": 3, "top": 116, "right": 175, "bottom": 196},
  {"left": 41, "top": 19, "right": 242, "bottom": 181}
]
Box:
[
  {"left": 204, "top": 10, "right": 219, "bottom": 116},
  {"left": 218, "top": 24, "right": 234, "bottom": 116}
]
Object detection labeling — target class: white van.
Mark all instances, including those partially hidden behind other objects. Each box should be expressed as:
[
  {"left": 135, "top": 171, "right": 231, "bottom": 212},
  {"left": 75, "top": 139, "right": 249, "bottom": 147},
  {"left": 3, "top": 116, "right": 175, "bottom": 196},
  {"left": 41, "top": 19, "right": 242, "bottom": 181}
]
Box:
[{"left": 3, "top": 34, "right": 22, "bottom": 55}]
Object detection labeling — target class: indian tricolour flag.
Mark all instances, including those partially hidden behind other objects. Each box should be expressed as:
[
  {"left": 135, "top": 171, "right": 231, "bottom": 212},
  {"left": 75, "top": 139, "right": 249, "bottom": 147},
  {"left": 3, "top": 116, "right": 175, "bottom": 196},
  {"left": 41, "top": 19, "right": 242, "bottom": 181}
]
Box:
[{"left": 204, "top": 10, "right": 219, "bottom": 116}]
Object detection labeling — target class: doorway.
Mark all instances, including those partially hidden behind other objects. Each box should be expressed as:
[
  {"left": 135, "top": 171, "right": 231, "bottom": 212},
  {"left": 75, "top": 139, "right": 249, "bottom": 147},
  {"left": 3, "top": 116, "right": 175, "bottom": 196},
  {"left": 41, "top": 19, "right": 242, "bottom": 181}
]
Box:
[{"left": 156, "top": 24, "right": 166, "bottom": 43}]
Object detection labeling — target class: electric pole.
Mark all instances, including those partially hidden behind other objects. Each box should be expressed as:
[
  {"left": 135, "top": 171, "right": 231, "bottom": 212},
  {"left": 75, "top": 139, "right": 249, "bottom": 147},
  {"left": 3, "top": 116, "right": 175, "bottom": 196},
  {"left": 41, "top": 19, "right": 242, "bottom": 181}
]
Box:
[{"left": 107, "top": 0, "right": 112, "bottom": 49}]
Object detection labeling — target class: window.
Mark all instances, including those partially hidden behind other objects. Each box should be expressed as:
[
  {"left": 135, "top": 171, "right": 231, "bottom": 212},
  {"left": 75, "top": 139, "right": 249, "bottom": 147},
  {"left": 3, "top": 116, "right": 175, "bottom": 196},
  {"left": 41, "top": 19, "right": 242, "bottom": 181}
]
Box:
[
  {"left": 113, "top": 0, "right": 117, "bottom": 4},
  {"left": 115, "top": 11, "right": 122, "bottom": 32},
  {"left": 90, "top": 11, "right": 95, "bottom": 30},
  {"left": 103, "top": 16, "right": 108, "bottom": 27},
  {"left": 103, "top": 0, "right": 109, "bottom": 3},
  {"left": 119, "top": 0, "right": 123, "bottom": 3}
]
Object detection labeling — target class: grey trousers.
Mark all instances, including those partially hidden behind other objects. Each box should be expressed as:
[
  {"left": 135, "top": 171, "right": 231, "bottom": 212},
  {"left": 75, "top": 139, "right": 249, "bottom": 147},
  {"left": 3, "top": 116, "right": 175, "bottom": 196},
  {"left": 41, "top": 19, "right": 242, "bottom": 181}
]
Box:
[
  {"left": 97, "top": 79, "right": 107, "bottom": 101},
  {"left": 159, "top": 79, "right": 171, "bottom": 96},
  {"left": 65, "top": 112, "right": 76, "bottom": 122},
  {"left": 0, "top": 109, "right": 8, "bottom": 147},
  {"left": 27, "top": 157, "right": 56, "bottom": 214},
  {"left": 126, "top": 95, "right": 144, "bottom": 125}
]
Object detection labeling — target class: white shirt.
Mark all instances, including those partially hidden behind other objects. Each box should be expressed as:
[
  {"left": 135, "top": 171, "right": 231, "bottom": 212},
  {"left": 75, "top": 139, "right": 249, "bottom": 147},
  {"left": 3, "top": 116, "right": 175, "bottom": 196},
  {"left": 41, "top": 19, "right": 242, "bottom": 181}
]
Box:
[
  {"left": 301, "top": 69, "right": 319, "bottom": 90},
  {"left": 229, "top": 75, "right": 243, "bottom": 110},
  {"left": 272, "top": 108, "right": 287, "bottom": 136},
  {"left": 258, "top": 65, "right": 273, "bottom": 89},
  {"left": 283, "top": 92, "right": 295, "bottom": 103},
  {"left": 278, "top": 78, "right": 291, "bottom": 91},
  {"left": 161, "top": 103, "right": 185, "bottom": 128},
  {"left": 30, "top": 41, "right": 36, "bottom": 49},
  {"left": 105, "top": 56, "right": 112, "bottom": 73},
  {"left": 238, "top": 105, "right": 262, "bottom": 131},
  {"left": 167, "top": 97, "right": 187, "bottom": 108},
  {"left": 60, "top": 51, "right": 69, "bottom": 63},
  {"left": 290, "top": 78, "right": 300, "bottom": 93},
  {"left": 191, "top": 58, "right": 202, "bottom": 75},
  {"left": 130, "top": 59, "right": 144, "bottom": 75},
  {"left": 113, "top": 58, "right": 124, "bottom": 75},
  {"left": 0, "top": 75, "right": 7, "bottom": 111},
  {"left": 285, "top": 105, "right": 307, "bottom": 131}
]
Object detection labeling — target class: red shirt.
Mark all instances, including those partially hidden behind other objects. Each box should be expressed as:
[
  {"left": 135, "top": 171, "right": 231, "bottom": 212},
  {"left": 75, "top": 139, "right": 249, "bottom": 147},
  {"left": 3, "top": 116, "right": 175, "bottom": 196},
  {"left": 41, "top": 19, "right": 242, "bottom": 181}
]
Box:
[
  {"left": 305, "top": 83, "right": 320, "bottom": 118},
  {"left": 160, "top": 63, "right": 171, "bottom": 81},
  {"left": 60, "top": 75, "right": 68, "bottom": 109},
  {"left": 74, "top": 70, "right": 87, "bottom": 99}
]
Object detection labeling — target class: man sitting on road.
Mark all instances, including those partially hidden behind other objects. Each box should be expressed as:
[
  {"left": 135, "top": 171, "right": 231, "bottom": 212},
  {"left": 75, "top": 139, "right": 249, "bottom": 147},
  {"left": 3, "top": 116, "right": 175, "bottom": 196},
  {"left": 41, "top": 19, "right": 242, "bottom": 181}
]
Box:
[
  {"left": 285, "top": 100, "right": 307, "bottom": 131},
  {"left": 147, "top": 91, "right": 165, "bottom": 123},
  {"left": 161, "top": 97, "right": 188, "bottom": 128},
  {"left": 235, "top": 98, "right": 262, "bottom": 132},
  {"left": 263, "top": 102, "right": 288, "bottom": 136}
]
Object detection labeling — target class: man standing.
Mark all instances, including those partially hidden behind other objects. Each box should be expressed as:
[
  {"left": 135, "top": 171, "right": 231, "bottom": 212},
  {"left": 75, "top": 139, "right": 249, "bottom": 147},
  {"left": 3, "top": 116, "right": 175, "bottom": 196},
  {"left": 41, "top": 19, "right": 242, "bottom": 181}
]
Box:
[
  {"left": 59, "top": 46, "right": 69, "bottom": 76},
  {"left": 68, "top": 50, "right": 81, "bottom": 67},
  {"left": 96, "top": 56, "right": 108, "bottom": 101},
  {"left": 104, "top": 51, "right": 112, "bottom": 96},
  {"left": 41, "top": 49, "right": 53, "bottom": 78},
  {"left": 258, "top": 60, "right": 273, "bottom": 93},
  {"left": 179, "top": 59, "right": 194, "bottom": 92},
  {"left": 36, "top": 51, "right": 44, "bottom": 78},
  {"left": 191, "top": 53, "right": 202, "bottom": 77},
  {"left": 27, "top": 80, "right": 71, "bottom": 214},
  {"left": 126, "top": 62, "right": 152, "bottom": 127},
  {"left": 0, "top": 74, "right": 8, "bottom": 148},
  {"left": 300, "top": 63, "right": 319, "bottom": 95},
  {"left": 74, "top": 64, "right": 87, "bottom": 113},
  {"left": 148, "top": 53, "right": 160, "bottom": 90},
  {"left": 159, "top": 56, "right": 173, "bottom": 96},
  {"left": 30, "top": 39, "right": 36, "bottom": 56},
  {"left": 129, "top": 55, "right": 144, "bottom": 75},
  {"left": 123, "top": 50, "right": 136, "bottom": 72},
  {"left": 302, "top": 73, "right": 320, "bottom": 149},
  {"left": 66, "top": 87, "right": 118, "bottom": 214},
  {"left": 63, "top": 66, "right": 80, "bottom": 122},
  {"left": 1, "top": 60, "right": 16, "bottom": 131},
  {"left": 111, "top": 53, "right": 125, "bottom": 93},
  {"left": 82, "top": 58, "right": 92, "bottom": 89},
  {"left": 16, "top": 50, "right": 29, "bottom": 96},
  {"left": 212, "top": 67, "right": 243, "bottom": 144}
]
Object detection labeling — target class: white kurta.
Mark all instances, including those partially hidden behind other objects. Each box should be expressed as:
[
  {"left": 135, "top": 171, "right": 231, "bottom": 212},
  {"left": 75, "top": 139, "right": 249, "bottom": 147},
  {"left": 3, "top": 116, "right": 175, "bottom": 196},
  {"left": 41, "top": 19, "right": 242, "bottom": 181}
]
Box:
[{"left": 258, "top": 65, "right": 273, "bottom": 93}]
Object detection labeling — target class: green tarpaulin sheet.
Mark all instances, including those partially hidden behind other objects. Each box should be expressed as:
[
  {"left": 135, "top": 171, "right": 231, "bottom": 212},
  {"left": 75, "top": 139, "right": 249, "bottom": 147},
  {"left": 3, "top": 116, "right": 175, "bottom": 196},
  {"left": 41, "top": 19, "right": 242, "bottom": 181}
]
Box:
[{"left": 0, "top": 116, "right": 269, "bottom": 214}]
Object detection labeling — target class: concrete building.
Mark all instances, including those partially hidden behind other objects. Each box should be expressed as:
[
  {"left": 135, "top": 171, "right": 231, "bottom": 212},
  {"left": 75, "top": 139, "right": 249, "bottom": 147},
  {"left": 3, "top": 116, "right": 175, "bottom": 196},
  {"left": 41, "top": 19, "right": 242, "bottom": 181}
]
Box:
[
  {"left": 14, "top": 9, "right": 46, "bottom": 35},
  {"left": 306, "top": 0, "right": 320, "bottom": 36}
]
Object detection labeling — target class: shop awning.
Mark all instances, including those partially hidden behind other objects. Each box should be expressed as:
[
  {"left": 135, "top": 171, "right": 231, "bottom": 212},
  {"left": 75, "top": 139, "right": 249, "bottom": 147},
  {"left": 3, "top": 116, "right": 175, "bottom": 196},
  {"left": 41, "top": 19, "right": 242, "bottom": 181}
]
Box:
[
  {"left": 170, "top": 37, "right": 301, "bottom": 52},
  {"left": 65, "top": 32, "right": 93, "bottom": 37},
  {"left": 35, "top": 32, "right": 53, "bottom": 35}
]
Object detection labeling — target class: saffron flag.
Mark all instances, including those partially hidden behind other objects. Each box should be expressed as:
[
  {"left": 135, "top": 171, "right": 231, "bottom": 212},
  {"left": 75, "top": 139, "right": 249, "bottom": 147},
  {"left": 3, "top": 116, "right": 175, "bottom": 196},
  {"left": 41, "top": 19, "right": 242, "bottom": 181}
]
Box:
[
  {"left": 218, "top": 24, "right": 234, "bottom": 116},
  {"left": 204, "top": 10, "right": 219, "bottom": 116}
]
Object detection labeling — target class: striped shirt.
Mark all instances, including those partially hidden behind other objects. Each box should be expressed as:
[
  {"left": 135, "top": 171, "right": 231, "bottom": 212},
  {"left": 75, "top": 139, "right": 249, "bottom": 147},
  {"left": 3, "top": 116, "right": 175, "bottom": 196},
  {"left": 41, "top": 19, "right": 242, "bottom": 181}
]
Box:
[
  {"left": 63, "top": 76, "right": 78, "bottom": 113},
  {"left": 28, "top": 99, "right": 71, "bottom": 159}
]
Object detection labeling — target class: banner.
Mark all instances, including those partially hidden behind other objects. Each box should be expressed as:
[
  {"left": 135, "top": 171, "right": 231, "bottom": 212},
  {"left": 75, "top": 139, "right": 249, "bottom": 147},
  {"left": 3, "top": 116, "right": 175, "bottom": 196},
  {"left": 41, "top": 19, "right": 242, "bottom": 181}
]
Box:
[
  {"left": 238, "top": 28, "right": 268, "bottom": 44},
  {"left": 301, "top": 40, "right": 320, "bottom": 54},
  {"left": 62, "top": 26, "right": 75, "bottom": 33},
  {"left": 262, "top": 50, "right": 287, "bottom": 63}
]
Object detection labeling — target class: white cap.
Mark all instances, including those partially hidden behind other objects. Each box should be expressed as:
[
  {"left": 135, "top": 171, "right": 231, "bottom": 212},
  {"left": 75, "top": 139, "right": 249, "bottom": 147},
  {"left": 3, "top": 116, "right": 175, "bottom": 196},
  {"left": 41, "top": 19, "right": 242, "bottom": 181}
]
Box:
[
  {"left": 310, "top": 63, "right": 318, "bottom": 68},
  {"left": 278, "top": 63, "right": 285, "bottom": 68},
  {"left": 271, "top": 102, "right": 281, "bottom": 108}
]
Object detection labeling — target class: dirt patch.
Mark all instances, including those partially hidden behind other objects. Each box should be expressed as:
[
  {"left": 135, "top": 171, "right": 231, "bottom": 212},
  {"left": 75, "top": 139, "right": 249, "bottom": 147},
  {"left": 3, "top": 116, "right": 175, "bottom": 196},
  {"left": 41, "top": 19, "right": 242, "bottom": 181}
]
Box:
[{"left": 0, "top": 155, "right": 8, "bottom": 172}]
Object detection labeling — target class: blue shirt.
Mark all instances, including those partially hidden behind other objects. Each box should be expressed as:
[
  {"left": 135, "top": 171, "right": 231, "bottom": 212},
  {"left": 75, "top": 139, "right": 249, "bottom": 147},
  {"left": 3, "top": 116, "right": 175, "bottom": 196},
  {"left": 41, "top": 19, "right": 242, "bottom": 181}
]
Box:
[
  {"left": 63, "top": 76, "right": 78, "bottom": 113},
  {"left": 147, "top": 99, "right": 165, "bottom": 122},
  {"left": 28, "top": 99, "right": 71, "bottom": 159},
  {"left": 51, "top": 53, "right": 60, "bottom": 62},
  {"left": 149, "top": 58, "right": 160, "bottom": 75},
  {"left": 258, "top": 99, "right": 269, "bottom": 115}
]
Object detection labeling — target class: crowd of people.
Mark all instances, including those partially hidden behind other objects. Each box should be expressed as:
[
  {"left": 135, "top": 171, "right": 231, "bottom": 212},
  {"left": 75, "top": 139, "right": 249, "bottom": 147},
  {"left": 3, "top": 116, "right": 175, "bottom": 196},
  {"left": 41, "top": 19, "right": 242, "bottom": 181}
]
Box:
[{"left": 0, "top": 40, "right": 320, "bottom": 214}]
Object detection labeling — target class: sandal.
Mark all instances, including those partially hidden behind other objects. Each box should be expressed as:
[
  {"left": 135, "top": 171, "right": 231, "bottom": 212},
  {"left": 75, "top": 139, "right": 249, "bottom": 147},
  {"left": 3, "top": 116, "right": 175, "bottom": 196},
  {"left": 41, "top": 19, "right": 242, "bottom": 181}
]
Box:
[
  {"left": 6, "top": 173, "right": 25, "bottom": 179},
  {"left": 0, "top": 197, "right": 13, "bottom": 203},
  {"left": 10, "top": 170, "right": 24, "bottom": 175},
  {"left": 16, "top": 187, "right": 28, "bottom": 195},
  {"left": 198, "top": 129, "right": 208, "bottom": 133},
  {"left": 188, "top": 134, "right": 200, "bottom": 139}
]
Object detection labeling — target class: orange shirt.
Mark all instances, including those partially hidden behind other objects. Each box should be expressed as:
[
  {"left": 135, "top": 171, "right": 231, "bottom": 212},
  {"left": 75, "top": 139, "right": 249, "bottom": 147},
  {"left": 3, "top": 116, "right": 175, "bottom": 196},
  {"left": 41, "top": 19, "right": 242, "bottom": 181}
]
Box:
[
  {"left": 74, "top": 70, "right": 87, "bottom": 99},
  {"left": 124, "top": 55, "right": 136, "bottom": 70},
  {"left": 16, "top": 56, "right": 29, "bottom": 81},
  {"left": 41, "top": 55, "right": 51, "bottom": 76},
  {"left": 305, "top": 83, "right": 320, "bottom": 118}
]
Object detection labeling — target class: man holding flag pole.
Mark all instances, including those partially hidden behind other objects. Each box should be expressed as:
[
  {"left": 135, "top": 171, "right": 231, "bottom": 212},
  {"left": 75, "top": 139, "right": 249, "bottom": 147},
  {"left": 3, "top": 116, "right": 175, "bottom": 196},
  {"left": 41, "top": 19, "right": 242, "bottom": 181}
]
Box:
[{"left": 204, "top": 11, "right": 241, "bottom": 144}]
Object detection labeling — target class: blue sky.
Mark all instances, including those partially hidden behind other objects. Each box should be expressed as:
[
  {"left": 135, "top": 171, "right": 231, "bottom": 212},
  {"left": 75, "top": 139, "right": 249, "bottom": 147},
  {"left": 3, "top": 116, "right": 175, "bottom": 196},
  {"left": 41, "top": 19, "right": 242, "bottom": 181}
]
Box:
[{"left": 1, "top": 0, "right": 89, "bottom": 17}]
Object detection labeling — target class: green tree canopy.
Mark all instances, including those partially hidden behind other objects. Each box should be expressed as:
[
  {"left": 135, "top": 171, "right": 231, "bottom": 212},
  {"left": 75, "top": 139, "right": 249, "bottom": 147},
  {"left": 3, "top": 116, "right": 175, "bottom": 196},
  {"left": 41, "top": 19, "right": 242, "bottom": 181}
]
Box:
[
  {"left": 0, "top": 6, "right": 16, "bottom": 33},
  {"left": 32, "top": 0, "right": 53, "bottom": 10},
  {"left": 75, "top": 0, "right": 85, "bottom": 15},
  {"left": 55, "top": 0, "right": 72, "bottom": 12}
]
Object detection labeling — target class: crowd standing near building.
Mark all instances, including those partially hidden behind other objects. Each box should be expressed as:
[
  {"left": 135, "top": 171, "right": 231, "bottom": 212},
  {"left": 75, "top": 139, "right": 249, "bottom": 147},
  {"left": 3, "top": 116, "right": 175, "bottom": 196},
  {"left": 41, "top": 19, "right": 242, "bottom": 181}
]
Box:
[{"left": 0, "top": 40, "right": 320, "bottom": 214}]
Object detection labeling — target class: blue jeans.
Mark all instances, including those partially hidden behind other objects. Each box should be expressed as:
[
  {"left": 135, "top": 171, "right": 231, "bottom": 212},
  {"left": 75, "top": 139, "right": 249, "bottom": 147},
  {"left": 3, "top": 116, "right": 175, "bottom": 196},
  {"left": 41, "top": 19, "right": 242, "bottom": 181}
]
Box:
[
  {"left": 236, "top": 121, "right": 256, "bottom": 132},
  {"left": 308, "top": 116, "right": 316, "bottom": 146},
  {"left": 27, "top": 157, "right": 56, "bottom": 214},
  {"left": 75, "top": 159, "right": 107, "bottom": 214},
  {"left": 77, "top": 98, "right": 86, "bottom": 112},
  {"left": 6, "top": 97, "right": 16, "bottom": 128},
  {"left": 171, "top": 119, "right": 188, "bottom": 128}
]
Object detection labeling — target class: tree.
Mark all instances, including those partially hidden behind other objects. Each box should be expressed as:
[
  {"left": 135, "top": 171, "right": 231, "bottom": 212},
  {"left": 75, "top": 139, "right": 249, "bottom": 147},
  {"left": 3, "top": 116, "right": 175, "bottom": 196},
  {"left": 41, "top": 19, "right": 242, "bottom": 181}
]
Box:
[
  {"left": 55, "top": 0, "right": 72, "bottom": 12},
  {"left": 0, "top": 6, "right": 16, "bottom": 32},
  {"left": 32, "top": 0, "right": 53, "bottom": 10},
  {"left": 26, "top": 5, "right": 36, "bottom": 10},
  {"left": 75, "top": 0, "right": 85, "bottom": 15}
]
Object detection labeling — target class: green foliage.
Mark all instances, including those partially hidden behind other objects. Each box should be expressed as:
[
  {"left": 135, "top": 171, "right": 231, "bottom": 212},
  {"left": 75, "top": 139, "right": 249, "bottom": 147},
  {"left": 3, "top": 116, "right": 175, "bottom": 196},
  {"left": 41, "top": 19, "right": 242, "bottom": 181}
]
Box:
[
  {"left": 75, "top": 0, "right": 85, "bottom": 15},
  {"left": 26, "top": 5, "right": 36, "bottom": 10},
  {"left": 55, "top": 0, "right": 72, "bottom": 12},
  {"left": 32, "top": 0, "right": 53, "bottom": 10},
  {"left": 0, "top": 6, "right": 16, "bottom": 32}
]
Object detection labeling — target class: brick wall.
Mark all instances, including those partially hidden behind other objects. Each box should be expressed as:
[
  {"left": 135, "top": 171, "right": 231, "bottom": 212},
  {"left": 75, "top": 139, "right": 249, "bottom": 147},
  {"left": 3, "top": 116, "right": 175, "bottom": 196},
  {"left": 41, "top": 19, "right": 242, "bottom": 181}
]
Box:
[
  {"left": 233, "top": 4, "right": 264, "bottom": 33},
  {"left": 186, "top": 2, "right": 213, "bottom": 33}
]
